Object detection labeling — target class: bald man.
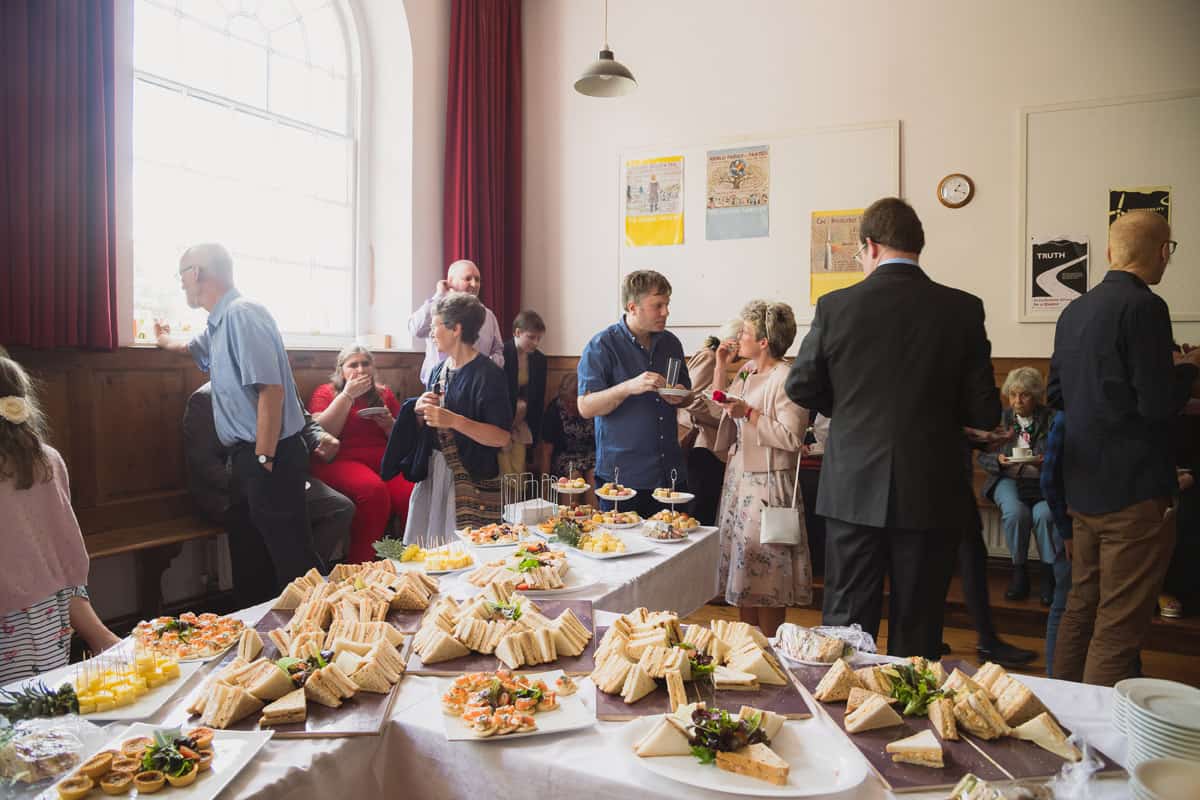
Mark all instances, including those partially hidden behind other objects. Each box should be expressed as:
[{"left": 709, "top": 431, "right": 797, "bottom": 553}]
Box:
[
  {"left": 1048, "top": 210, "right": 1200, "bottom": 685},
  {"left": 408, "top": 259, "right": 505, "bottom": 385}
]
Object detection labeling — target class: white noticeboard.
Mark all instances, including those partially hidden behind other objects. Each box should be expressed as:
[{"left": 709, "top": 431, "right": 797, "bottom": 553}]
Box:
[
  {"left": 1020, "top": 90, "right": 1200, "bottom": 322},
  {"left": 617, "top": 121, "right": 900, "bottom": 349}
]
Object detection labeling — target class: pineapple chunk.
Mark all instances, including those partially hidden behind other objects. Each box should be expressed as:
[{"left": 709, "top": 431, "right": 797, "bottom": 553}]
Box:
[{"left": 159, "top": 660, "right": 180, "bottom": 679}]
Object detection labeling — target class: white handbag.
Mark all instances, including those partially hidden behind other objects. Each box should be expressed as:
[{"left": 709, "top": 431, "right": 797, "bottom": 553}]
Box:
[{"left": 760, "top": 447, "right": 803, "bottom": 546}]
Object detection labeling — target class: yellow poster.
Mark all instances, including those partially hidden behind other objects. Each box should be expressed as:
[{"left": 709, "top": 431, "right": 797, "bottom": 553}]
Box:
[
  {"left": 810, "top": 208, "right": 865, "bottom": 305},
  {"left": 625, "top": 156, "right": 684, "bottom": 247}
]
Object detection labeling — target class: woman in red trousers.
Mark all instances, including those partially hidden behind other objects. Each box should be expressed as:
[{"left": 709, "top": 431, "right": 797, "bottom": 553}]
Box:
[{"left": 309, "top": 344, "right": 413, "bottom": 562}]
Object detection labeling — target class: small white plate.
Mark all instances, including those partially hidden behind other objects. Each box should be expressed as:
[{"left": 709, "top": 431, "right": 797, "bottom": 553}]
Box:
[
  {"left": 76, "top": 722, "right": 273, "bottom": 799},
  {"left": 516, "top": 569, "right": 599, "bottom": 596},
  {"left": 441, "top": 669, "right": 594, "bottom": 741},
  {"left": 1006, "top": 455, "right": 1039, "bottom": 464},
  {"left": 642, "top": 533, "right": 690, "bottom": 545},
  {"left": 569, "top": 534, "right": 656, "bottom": 560},
  {"left": 1128, "top": 682, "right": 1200, "bottom": 732},
  {"left": 657, "top": 387, "right": 691, "bottom": 398},
  {"left": 653, "top": 491, "right": 695, "bottom": 504},
  {"left": 553, "top": 484, "right": 590, "bottom": 495},
  {"left": 597, "top": 517, "right": 643, "bottom": 529},
  {"left": 456, "top": 529, "right": 533, "bottom": 549},
  {"left": 596, "top": 488, "right": 638, "bottom": 502},
  {"left": 620, "top": 715, "right": 867, "bottom": 797},
  {"left": 392, "top": 558, "right": 475, "bottom": 576},
  {"left": 6, "top": 658, "right": 206, "bottom": 722},
  {"left": 356, "top": 406, "right": 390, "bottom": 417}
]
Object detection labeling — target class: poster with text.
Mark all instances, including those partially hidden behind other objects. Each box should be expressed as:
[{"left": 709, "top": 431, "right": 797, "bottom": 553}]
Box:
[
  {"left": 810, "top": 208, "right": 865, "bottom": 304},
  {"left": 705, "top": 145, "right": 770, "bottom": 240},
  {"left": 1029, "top": 236, "right": 1088, "bottom": 314},
  {"left": 1109, "top": 186, "right": 1171, "bottom": 225},
  {"left": 625, "top": 155, "right": 684, "bottom": 246}
]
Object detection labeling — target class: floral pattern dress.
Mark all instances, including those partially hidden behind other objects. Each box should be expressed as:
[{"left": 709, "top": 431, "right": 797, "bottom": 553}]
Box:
[{"left": 716, "top": 368, "right": 813, "bottom": 608}]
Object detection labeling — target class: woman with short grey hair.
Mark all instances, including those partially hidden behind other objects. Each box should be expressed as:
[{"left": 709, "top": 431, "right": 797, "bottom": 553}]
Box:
[
  {"left": 979, "top": 366, "right": 1057, "bottom": 604},
  {"left": 405, "top": 292, "right": 513, "bottom": 541},
  {"left": 711, "top": 300, "right": 812, "bottom": 636}
]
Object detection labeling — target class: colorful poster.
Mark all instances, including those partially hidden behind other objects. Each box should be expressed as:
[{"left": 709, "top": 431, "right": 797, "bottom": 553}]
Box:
[
  {"left": 705, "top": 145, "right": 769, "bottom": 240},
  {"left": 809, "top": 208, "right": 865, "bottom": 304},
  {"left": 625, "top": 155, "right": 684, "bottom": 247},
  {"left": 1109, "top": 186, "right": 1171, "bottom": 225},
  {"left": 1029, "top": 236, "right": 1089, "bottom": 314}
]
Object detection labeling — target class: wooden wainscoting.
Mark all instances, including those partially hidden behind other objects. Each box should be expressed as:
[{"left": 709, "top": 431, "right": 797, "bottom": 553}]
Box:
[{"left": 6, "top": 346, "right": 1050, "bottom": 536}]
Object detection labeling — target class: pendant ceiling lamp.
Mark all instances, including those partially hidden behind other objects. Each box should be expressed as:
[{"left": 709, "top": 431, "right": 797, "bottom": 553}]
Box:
[{"left": 574, "top": 0, "right": 637, "bottom": 97}]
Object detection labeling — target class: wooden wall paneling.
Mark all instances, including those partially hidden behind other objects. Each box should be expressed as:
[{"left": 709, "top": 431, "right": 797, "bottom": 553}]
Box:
[{"left": 92, "top": 367, "right": 189, "bottom": 502}]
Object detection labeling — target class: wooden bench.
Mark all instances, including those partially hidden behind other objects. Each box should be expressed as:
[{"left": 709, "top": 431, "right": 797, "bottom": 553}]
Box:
[{"left": 85, "top": 516, "right": 223, "bottom": 618}]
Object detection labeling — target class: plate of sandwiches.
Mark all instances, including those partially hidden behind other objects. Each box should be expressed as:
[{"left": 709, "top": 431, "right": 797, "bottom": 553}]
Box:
[
  {"left": 811, "top": 657, "right": 1084, "bottom": 764},
  {"left": 440, "top": 669, "right": 593, "bottom": 740},
  {"left": 411, "top": 591, "right": 593, "bottom": 672},
  {"left": 622, "top": 703, "right": 867, "bottom": 797}
]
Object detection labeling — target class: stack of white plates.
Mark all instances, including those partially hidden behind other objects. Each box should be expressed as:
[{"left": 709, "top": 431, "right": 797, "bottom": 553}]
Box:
[
  {"left": 1114, "top": 678, "right": 1182, "bottom": 734},
  {"left": 1131, "top": 758, "right": 1200, "bottom": 800},
  {"left": 1122, "top": 679, "right": 1200, "bottom": 769}
]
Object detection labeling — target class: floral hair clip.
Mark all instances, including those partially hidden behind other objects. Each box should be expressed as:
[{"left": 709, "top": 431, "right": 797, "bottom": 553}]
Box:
[{"left": 0, "top": 396, "right": 31, "bottom": 424}]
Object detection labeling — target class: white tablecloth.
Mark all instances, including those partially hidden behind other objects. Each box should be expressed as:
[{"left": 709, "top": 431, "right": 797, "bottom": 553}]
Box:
[
  {"left": 104, "top": 605, "right": 1131, "bottom": 800},
  {"left": 434, "top": 526, "right": 721, "bottom": 615}
]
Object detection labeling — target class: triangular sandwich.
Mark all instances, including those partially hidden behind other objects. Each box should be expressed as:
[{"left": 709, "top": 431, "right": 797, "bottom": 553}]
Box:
[
  {"left": 632, "top": 715, "right": 692, "bottom": 757},
  {"left": 886, "top": 729, "right": 944, "bottom": 768},
  {"left": 738, "top": 706, "right": 786, "bottom": 740},
  {"left": 259, "top": 688, "right": 306, "bottom": 727},
  {"left": 846, "top": 687, "right": 899, "bottom": 714},
  {"left": 715, "top": 743, "right": 790, "bottom": 786},
  {"left": 712, "top": 665, "right": 759, "bottom": 691},
  {"left": 928, "top": 696, "right": 959, "bottom": 740},
  {"left": 621, "top": 663, "right": 658, "bottom": 704},
  {"left": 844, "top": 693, "right": 903, "bottom": 733},
  {"left": 813, "top": 659, "right": 861, "bottom": 702},
  {"left": 994, "top": 679, "right": 1048, "bottom": 727},
  {"left": 1013, "top": 712, "right": 1081, "bottom": 762},
  {"left": 238, "top": 628, "right": 263, "bottom": 662}
]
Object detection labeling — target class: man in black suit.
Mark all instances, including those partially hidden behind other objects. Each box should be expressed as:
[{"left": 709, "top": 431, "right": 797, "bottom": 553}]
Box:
[
  {"left": 183, "top": 383, "right": 354, "bottom": 606},
  {"left": 786, "top": 197, "right": 1001, "bottom": 658}
]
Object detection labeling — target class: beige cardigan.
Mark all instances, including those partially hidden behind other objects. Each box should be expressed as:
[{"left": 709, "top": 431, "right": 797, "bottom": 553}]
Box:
[{"left": 714, "top": 362, "right": 809, "bottom": 473}]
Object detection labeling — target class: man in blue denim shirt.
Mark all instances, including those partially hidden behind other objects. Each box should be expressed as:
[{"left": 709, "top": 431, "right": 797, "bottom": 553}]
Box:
[{"left": 578, "top": 271, "right": 690, "bottom": 518}]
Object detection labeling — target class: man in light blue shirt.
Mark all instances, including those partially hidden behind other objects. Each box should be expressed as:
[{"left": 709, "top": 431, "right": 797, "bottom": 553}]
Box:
[{"left": 156, "top": 243, "right": 322, "bottom": 587}]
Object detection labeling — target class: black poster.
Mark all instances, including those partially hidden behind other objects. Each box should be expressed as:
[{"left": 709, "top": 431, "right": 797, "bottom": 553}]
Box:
[
  {"left": 1030, "top": 238, "right": 1088, "bottom": 312},
  {"left": 1109, "top": 187, "right": 1171, "bottom": 225}
]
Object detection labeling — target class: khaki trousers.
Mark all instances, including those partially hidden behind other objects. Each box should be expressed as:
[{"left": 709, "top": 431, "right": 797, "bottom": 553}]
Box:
[{"left": 1052, "top": 497, "right": 1176, "bottom": 686}]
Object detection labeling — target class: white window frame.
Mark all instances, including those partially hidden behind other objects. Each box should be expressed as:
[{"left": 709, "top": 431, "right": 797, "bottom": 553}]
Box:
[{"left": 115, "top": 0, "right": 371, "bottom": 349}]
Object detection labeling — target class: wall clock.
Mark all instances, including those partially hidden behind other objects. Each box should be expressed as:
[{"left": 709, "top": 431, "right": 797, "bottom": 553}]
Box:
[{"left": 937, "top": 173, "right": 975, "bottom": 208}]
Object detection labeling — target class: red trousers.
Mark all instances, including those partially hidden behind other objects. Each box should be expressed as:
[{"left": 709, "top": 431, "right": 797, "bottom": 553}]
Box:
[{"left": 311, "top": 446, "right": 414, "bottom": 563}]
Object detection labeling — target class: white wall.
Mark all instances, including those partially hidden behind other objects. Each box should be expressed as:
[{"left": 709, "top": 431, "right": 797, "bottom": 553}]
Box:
[
  {"left": 522, "top": 0, "right": 1200, "bottom": 357},
  {"left": 360, "top": 0, "right": 451, "bottom": 349}
]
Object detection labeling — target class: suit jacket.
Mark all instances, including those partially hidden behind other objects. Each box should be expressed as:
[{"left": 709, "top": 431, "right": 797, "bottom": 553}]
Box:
[
  {"left": 785, "top": 262, "right": 1001, "bottom": 529},
  {"left": 502, "top": 339, "right": 547, "bottom": 446},
  {"left": 183, "top": 383, "right": 329, "bottom": 521}
]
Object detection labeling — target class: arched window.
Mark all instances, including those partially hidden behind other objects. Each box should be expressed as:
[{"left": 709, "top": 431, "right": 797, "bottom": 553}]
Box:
[{"left": 131, "top": 0, "right": 357, "bottom": 343}]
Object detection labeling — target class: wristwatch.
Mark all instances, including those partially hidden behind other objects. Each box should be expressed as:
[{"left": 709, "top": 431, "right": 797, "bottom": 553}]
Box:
[{"left": 257, "top": 454, "right": 275, "bottom": 466}]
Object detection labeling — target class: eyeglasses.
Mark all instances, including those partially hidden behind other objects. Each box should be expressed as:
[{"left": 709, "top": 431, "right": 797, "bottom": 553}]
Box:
[
  {"left": 1166, "top": 240, "right": 1178, "bottom": 254},
  {"left": 853, "top": 243, "right": 866, "bottom": 264}
]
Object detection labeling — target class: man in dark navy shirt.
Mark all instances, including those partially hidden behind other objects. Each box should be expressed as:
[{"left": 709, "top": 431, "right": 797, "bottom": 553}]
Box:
[
  {"left": 577, "top": 270, "right": 691, "bottom": 518},
  {"left": 1049, "top": 209, "right": 1200, "bottom": 685}
]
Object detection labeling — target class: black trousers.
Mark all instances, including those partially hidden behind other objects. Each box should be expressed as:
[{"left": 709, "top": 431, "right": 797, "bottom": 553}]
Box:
[
  {"left": 230, "top": 434, "right": 323, "bottom": 591},
  {"left": 686, "top": 447, "right": 726, "bottom": 526},
  {"left": 822, "top": 518, "right": 960, "bottom": 658},
  {"left": 798, "top": 465, "right": 826, "bottom": 577},
  {"left": 958, "top": 506, "right": 998, "bottom": 644}
]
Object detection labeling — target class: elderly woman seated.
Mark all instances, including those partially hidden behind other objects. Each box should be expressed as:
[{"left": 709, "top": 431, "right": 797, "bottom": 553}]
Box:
[{"left": 979, "top": 366, "right": 1057, "bottom": 605}]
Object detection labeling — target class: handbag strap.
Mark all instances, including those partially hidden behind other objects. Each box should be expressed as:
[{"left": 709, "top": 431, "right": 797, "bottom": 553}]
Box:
[{"left": 765, "top": 446, "right": 802, "bottom": 510}]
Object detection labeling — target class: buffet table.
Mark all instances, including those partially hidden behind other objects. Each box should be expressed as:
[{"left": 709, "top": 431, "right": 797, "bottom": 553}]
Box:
[{"left": 109, "top": 607, "right": 1130, "bottom": 800}]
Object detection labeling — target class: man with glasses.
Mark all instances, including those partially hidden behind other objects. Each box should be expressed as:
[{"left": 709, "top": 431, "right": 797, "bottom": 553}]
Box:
[
  {"left": 156, "top": 243, "right": 323, "bottom": 590},
  {"left": 785, "top": 197, "right": 1001, "bottom": 659},
  {"left": 1049, "top": 210, "right": 1200, "bottom": 685}
]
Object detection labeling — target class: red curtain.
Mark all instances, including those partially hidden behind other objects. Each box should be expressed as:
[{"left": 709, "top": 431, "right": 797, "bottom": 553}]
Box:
[
  {"left": 1, "top": 0, "right": 118, "bottom": 350},
  {"left": 443, "top": 0, "right": 523, "bottom": 335}
]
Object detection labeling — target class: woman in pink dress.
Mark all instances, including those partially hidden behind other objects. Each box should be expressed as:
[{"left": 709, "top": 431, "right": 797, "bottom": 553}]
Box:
[{"left": 309, "top": 344, "right": 414, "bottom": 562}]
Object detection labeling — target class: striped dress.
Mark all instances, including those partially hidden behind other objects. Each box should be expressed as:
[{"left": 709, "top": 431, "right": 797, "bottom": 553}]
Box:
[{"left": 0, "top": 586, "right": 87, "bottom": 685}]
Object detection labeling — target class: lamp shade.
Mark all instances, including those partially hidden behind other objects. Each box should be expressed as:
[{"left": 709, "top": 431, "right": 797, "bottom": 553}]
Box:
[{"left": 574, "top": 48, "right": 637, "bottom": 97}]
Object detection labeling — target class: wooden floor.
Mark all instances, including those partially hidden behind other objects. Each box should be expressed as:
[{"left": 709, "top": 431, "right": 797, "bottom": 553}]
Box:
[{"left": 684, "top": 604, "right": 1200, "bottom": 687}]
